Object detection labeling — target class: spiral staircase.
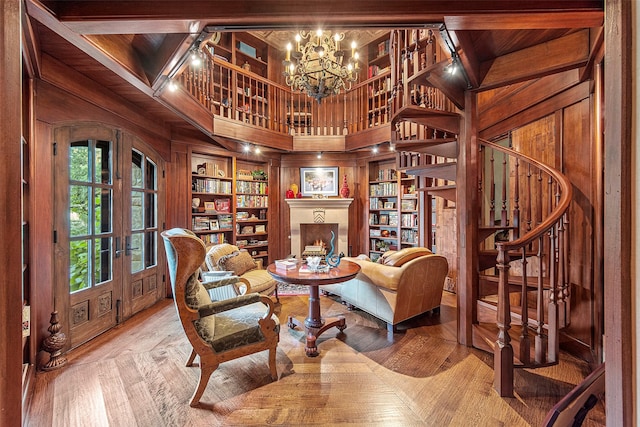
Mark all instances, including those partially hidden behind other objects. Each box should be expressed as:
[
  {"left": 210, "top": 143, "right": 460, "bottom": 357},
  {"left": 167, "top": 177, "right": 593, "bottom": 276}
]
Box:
[{"left": 388, "top": 29, "right": 573, "bottom": 397}]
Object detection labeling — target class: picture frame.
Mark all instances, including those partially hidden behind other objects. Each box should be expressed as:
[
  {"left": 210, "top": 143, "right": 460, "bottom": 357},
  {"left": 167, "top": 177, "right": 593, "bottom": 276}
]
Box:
[
  {"left": 300, "top": 166, "right": 339, "bottom": 196},
  {"left": 204, "top": 201, "right": 216, "bottom": 213},
  {"left": 383, "top": 201, "right": 395, "bottom": 209},
  {"left": 379, "top": 214, "right": 389, "bottom": 225},
  {"left": 209, "top": 219, "right": 219, "bottom": 231}
]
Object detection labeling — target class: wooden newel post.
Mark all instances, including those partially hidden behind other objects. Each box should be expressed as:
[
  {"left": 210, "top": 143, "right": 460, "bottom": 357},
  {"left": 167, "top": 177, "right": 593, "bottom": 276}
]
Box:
[
  {"left": 494, "top": 246, "right": 514, "bottom": 397},
  {"left": 40, "top": 310, "right": 68, "bottom": 371}
]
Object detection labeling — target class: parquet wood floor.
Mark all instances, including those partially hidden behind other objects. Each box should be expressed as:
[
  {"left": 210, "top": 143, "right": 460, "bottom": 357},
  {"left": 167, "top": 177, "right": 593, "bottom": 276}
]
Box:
[{"left": 25, "top": 292, "right": 605, "bottom": 426}]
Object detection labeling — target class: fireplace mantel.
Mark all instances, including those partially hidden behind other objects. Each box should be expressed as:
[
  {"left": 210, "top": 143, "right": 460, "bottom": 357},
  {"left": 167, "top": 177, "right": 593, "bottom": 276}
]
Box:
[
  {"left": 285, "top": 198, "right": 354, "bottom": 209},
  {"left": 286, "top": 198, "right": 353, "bottom": 258}
]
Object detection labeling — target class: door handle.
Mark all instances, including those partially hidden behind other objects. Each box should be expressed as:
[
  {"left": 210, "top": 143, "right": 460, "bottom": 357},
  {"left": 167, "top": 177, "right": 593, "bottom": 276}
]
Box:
[
  {"left": 125, "top": 235, "right": 140, "bottom": 256},
  {"left": 115, "top": 237, "right": 124, "bottom": 258}
]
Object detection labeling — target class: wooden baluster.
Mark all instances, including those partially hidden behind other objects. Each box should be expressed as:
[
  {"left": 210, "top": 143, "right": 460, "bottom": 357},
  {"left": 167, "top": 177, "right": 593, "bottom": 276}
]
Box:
[
  {"left": 513, "top": 158, "right": 520, "bottom": 238},
  {"left": 535, "top": 235, "right": 547, "bottom": 364},
  {"left": 526, "top": 164, "right": 532, "bottom": 234},
  {"left": 501, "top": 152, "right": 508, "bottom": 226},
  {"left": 489, "top": 149, "right": 495, "bottom": 226},
  {"left": 547, "top": 220, "right": 559, "bottom": 364},
  {"left": 519, "top": 247, "right": 530, "bottom": 365},
  {"left": 536, "top": 169, "right": 543, "bottom": 228},
  {"left": 495, "top": 246, "right": 514, "bottom": 397},
  {"left": 562, "top": 212, "right": 571, "bottom": 326},
  {"left": 557, "top": 212, "right": 567, "bottom": 328}
]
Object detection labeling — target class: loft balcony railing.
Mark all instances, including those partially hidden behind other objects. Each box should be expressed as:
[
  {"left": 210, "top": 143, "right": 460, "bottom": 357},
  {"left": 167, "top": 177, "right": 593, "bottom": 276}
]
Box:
[{"left": 176, "top": 50, "right": 395, "bottom": 138}]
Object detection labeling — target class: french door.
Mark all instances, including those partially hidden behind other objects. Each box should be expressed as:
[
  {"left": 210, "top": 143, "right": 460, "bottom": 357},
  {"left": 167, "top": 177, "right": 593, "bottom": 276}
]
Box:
[{"left": 54, "top": 124, "right": 165, "bottom": 349}]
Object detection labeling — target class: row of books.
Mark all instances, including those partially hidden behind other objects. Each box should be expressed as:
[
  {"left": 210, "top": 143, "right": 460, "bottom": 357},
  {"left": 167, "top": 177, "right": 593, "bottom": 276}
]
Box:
[
  {"left": 374, "top": 168, "right": 398, "bottom": 181},
  {"left": 236, "top": 181, "right": 268, "bottom": 194},
  {"left": 193, "top": 178, "right": 232, "bottom": 194},
  {"left": 201, "top": 233, "right": 226, "bottom": 245},
  {"left": 401, "top": 229, "right": 419, "bottom": 244},
  {"left": 236, "top": 195, "right": 268, "bottom": 208},
  {"left": 369, "top": 182, "right": 398, "bottom": 197},
  {"left": 401, "top": 213, "right": 418, "bottom": 228},
  {"left": 376, "top": 39, "right": 390, "bottom": 57}
]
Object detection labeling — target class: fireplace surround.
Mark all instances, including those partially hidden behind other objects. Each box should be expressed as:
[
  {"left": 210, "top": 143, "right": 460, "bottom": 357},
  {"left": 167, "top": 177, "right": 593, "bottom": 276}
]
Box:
[{"left": 286, "top": 198, "right": 353, "bottom": 258}]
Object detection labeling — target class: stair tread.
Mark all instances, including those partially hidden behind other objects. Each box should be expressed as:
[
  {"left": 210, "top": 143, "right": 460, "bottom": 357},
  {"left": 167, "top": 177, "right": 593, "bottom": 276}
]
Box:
[
  {"left": 398, "top": 162, "right": 457, "bottom": 181},
  {"left": 423, "top": 186, "right": 456, "bottom": 202},
  {"left": 480, "top": 273, "right": 551, "bottom": 288},
  {"left": 392, "top": 105, "right": 460, "bottom": 134}
]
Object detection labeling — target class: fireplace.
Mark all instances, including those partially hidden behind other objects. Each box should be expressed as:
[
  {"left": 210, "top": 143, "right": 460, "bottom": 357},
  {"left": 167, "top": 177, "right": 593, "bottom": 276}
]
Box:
[
  {"left": 300, "top": 223, "right": 339, "bottom": 256},
  {"left": 286, "top": 198, "right": 353, "bottom": 259}
]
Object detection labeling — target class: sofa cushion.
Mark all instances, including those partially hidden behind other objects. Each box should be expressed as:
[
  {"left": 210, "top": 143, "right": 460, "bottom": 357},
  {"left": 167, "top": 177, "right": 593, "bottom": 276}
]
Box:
[
  {"left": 219, "top": 250, "right": 257, "bottom": 276},
  {"left": 382, "top": 247, "right": 432, "bottom": 267}
]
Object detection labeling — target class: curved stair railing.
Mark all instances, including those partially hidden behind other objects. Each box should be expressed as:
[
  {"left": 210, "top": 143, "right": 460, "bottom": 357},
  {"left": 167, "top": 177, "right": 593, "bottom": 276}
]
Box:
[
  {"left": 479, "top": 138, "right": 572, "bottom": 397},
  {"left": 387, "top": 25, "right": 573, "bottom": 397}
]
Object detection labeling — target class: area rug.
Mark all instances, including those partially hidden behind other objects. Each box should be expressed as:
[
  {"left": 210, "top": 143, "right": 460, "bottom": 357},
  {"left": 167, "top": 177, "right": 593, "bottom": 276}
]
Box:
[{"left": 277, "top": 283, "right": 310, "bottom": 296}]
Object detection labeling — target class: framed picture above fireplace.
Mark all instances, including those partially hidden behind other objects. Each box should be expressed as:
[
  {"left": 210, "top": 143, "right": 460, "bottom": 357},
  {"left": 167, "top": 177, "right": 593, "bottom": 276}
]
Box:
[{"left": 300, "top": 167, "right": 339, "bottom": 196}]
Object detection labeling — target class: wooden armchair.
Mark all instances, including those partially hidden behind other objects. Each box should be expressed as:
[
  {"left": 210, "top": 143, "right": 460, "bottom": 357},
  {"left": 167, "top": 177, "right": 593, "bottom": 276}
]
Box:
[{"left": 161, "top": 228, "right": 280, "bottom": 407}]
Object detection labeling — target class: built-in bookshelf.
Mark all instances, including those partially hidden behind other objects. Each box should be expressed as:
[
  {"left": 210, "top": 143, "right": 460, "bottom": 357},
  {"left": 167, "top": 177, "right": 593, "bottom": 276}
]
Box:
[
  {"left": 235, "top": 160, "right": 269, "bottom": 265},
  {"left": 367, "top": 158, "right": 419, "bottom": 261},
  {"left": 190, "top": 152, "right": 234, "bottom": 245}
]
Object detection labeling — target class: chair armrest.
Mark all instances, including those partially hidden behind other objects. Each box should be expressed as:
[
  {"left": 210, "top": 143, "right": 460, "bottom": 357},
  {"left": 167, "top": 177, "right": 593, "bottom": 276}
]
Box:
[
  {"left": 198, "top": 292, "right": 262, "bottom": 318},
  {"left": 201, "top": 276, "right": 252, "bottom": 295}
]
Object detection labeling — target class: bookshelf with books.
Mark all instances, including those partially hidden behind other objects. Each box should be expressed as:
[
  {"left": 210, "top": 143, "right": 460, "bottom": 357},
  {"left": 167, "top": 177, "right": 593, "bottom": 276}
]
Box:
[
  {"left": 190, "top": 152, "right": 234, "bottom": 245},
  {"left": 366, "top": 33, "right": 392, "bottom": 128},
  {"left": 367, "top": 158, "right": 420, "bottom": 260},
  {"left": 235, "top": 160, "right": 269, "bottom": 265}
]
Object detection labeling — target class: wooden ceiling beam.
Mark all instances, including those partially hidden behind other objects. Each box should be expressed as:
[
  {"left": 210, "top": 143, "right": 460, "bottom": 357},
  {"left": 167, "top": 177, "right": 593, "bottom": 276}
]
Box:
[
  {"left": 478, "top": 29, "right": 590, "bottom": 91},
  {"left": 444, "top": 11, "right": 603, "bottom": 30},
  {"left": 39, "top": 1, "right": 602, "bottom": 34}
]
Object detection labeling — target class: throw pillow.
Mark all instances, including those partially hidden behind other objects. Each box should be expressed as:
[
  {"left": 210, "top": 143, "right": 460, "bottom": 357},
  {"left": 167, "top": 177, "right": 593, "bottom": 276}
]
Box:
[
  {"left": 382, "top": 247, "right": 432, "bottom": 267},
  {"left": 377, "top": 250, "right": 397, "bottom": 264},
  {"left": 219, "top": 250, "right": 257, "bottom": 276}
]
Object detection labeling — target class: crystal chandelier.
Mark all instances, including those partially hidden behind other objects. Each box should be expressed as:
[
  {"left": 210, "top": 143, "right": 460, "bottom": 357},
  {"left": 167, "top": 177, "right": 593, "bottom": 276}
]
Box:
[{"left": 283, "top": 30, "right": 359, "bottom": 104}]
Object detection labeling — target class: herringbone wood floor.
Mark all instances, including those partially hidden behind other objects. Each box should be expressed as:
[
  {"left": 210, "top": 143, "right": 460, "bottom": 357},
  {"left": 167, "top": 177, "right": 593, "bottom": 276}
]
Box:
[{"left": 25, "top": 292, "right": 605, "bottom": 426}]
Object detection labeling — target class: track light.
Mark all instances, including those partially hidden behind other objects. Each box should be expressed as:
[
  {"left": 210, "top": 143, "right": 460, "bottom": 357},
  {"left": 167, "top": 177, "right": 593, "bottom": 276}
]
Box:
[
  {"left": 243, "top": 144, "right": 251, "bottom": 153},
  {"left": 389, "top": 143, "right": 396, "bottom": 152},
  {"left": 254, "top": 146, "right": 261, "bottom": 154},
  {"left": 190, "top": 50, "right": 202, "bottom": 67},
  {"left": 372, "top": 146, "right": 379, "bottom": 154},
  {"left": 317, "top": 152, "right": 323, "bottom": 159}
]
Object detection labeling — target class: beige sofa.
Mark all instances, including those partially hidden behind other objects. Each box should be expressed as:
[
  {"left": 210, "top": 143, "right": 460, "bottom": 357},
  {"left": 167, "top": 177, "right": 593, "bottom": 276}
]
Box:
[
  {"left": 203, "top": 243, "right": 279, "bottom": 301},
  {"left": 321, "top": 247, "right": 448, "bottom": 332}
]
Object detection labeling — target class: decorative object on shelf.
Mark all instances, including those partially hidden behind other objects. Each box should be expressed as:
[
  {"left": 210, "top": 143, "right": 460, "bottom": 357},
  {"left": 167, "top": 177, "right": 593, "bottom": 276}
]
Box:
[
  {"left": 242, "top": 61, "right": 251, "bottom": 72},
  {"left": 251, "top": 169, "right": 267, "bottom": 180},
  {"left": 286, "top": 189, "right": 294, "bottom": 198},
  {"left": 296, "top": 191, "right": 303, "bottom": 198},
  {"left": 283, "top": 30, "right": 359, "bottom": 104},
  {"left": 290, "top": 183, "right": 299, "bottom": 197},
  {"left": 40, "top": 310, "right": 68, "bottom": 371},
  {"left": 192, "top": 197, "right": 201, "bottom": 210},
  {"left": 339, "top": 174, "right": 350, "bottom": 198},
  {"left": 325, "top": 230, "right": 344, "bottom": 268}
]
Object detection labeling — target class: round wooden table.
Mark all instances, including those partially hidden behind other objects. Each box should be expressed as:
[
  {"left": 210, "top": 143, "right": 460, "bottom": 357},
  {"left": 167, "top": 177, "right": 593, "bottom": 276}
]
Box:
[{"left": 267, "top": 260, "right": 361, "bottom": 357}]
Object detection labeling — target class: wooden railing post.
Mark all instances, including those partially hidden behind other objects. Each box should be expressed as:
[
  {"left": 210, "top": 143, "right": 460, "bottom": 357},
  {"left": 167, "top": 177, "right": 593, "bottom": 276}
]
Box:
[{"left": 495, "top": 246, "right": 514, "bottom": 397}]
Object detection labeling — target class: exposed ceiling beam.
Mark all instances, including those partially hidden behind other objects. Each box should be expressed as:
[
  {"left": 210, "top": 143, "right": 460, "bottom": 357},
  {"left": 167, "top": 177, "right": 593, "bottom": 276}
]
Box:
[
  {"left": 41, "top": 1, "right": 603, "bottom": 34},
  {"left": 478, "top": 29, "right": 590, "bottom": 91}
]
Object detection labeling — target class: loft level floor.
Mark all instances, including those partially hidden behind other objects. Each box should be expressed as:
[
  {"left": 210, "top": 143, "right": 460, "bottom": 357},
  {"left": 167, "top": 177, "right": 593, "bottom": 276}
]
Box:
[{"left": 25, "top": 292, "right": 604, "bottom": 426}]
